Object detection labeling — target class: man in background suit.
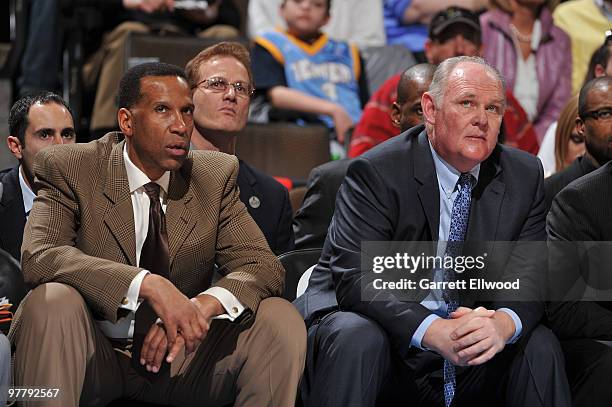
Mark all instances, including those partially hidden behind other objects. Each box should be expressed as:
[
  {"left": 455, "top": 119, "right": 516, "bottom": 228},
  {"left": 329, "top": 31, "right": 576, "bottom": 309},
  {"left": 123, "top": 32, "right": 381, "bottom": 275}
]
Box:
[
  {"left": 293, "top": 63, "right": 435, "bottom": 250},
  {"left": 544, "top": 76, "right": 612, "bottom": 210},
  {"left": 295, "top": 56, "right": 570, "bottom": 407},
  {"left": 547, "top": 156, "right": 612, "bottom": 404},
  {"left": 9, "top": 62, "right": 306, "bottom": 407},
  {"left": 1, "top": 92, "right": 75, "bottom": 261},
  {"left": 185, "top": 42, "right": 295, "bottom": 255}
]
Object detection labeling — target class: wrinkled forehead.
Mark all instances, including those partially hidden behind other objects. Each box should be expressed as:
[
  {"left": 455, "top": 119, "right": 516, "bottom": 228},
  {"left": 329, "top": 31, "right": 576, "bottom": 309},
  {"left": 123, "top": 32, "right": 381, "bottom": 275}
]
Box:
[
  {"left": 585, "top": 84, "right": 612, "bottom": 108},
  {"left": 448, "top": 63, "right": 504, "bottom": 95},
  {"left": 197, "top": 56, "right": 250, "bottom": 82},
  {"left": 139, "top": 75, "right": 192, "bottom": 101}
]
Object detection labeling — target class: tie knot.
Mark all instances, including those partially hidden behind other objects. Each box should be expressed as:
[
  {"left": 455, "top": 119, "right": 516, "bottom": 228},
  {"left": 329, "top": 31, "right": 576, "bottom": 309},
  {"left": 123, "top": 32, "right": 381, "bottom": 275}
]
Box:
[
  {"left": 458, "top": 173, "right": 474, "bottom": 191},
  {"left": 143, "top": 182, "right": 160, "bottom": 201}
]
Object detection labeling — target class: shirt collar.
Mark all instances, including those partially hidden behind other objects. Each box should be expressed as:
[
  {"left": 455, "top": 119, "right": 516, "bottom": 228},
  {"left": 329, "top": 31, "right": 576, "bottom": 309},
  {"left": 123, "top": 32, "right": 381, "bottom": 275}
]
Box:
[
  {"left": 123, "top": 144, "right": 170, "bottom": 195},
  {"left": 18, "top": 165, "right": 36, "bottom": 213},
  {"left": 429, "top": 140, "right": 480, "bottom": 196}
]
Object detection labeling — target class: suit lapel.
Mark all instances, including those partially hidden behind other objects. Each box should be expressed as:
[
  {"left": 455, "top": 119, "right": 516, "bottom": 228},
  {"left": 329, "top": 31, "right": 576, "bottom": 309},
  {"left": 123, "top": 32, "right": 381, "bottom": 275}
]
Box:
[
  {"left": 413, "top": 131, "right": 440, "bottom": 241},
  {"left": 0, "top": 168, "right": 27, "bottom": 252},
  {"left": 103, "top": 140, "right": 137, "bottom": 266},
  {"left": 166, "top": 161, "right": 197, "bottom": 268},
  {"left": 467, "top": 148, "right": 505, "bottom": 242}
]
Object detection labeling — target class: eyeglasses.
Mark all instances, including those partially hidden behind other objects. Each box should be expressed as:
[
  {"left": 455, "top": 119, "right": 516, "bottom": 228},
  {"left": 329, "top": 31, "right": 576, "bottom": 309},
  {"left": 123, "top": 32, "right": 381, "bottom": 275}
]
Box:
[
  {"left": 582, "top": 107, "right": 612, "bottom": 121},
  {"left": 192, "top": 77, "right": 254, "bottom": 98}
]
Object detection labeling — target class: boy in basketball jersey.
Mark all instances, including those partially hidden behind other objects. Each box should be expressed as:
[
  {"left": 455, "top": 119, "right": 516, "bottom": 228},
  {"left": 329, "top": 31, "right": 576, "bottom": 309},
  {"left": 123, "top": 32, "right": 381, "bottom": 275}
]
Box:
[{"left": 252, "top": 0, "right": 369, "bottom": 144}]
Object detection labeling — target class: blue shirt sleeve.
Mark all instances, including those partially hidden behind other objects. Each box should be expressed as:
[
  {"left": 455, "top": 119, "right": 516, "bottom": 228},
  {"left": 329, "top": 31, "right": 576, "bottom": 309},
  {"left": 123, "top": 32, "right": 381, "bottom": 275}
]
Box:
[
  {"left": 410, "top": 314, "right": 441, "bottom": 349},
  {"left": 497, "top": 308, "right": 523, "bottom": 344},
  {"left": 387, "top": 0, "right": 413, "bottom": 21}
]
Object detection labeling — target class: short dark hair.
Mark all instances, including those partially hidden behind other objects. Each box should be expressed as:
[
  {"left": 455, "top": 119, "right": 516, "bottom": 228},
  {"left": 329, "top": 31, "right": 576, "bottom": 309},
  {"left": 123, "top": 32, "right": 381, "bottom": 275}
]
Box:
[
  {"left": 281, "top": 0, "right": 332, "bottom": 15},
  {"left": 117, "top": 62, "right": 188, "bottom": 110},
  {"left": 8, "top": 91, "right": 73, "bottom": 146},
  {"left": 578, "top": 76, "right": 612, "bottom": 119},
  {"left": 584, "top": 42, "right": 612, "bottom": 86}
]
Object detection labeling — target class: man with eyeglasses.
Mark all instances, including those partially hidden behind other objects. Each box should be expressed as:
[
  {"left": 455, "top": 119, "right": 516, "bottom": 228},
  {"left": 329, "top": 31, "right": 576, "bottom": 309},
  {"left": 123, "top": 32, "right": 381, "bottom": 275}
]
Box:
[
  {"left": 546, "top": 75, "right": 612, "bottom": 407},
  {"left": 185, "top": 42, "right": 295, "bottom": 255},
  {"left": 544, "top": 76, "right": 612, "bottom": 210}
]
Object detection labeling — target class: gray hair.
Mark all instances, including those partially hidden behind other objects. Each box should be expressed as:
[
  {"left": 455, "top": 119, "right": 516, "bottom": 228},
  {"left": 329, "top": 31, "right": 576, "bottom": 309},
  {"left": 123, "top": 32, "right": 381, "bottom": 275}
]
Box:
[{"left": 428, "top": 56, "right": 506, "bottom": 108}]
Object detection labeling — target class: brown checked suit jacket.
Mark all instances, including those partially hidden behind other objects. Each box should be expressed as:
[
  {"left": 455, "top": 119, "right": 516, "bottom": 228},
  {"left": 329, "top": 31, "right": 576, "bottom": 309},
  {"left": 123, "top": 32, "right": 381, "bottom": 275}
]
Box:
[{"left": 9, "top": 132, "right": 284, "bottom": 339}]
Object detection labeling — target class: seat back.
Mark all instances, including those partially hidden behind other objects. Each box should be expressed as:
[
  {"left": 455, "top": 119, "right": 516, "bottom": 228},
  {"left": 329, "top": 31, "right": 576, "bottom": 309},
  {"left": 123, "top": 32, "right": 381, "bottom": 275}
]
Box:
[
  {"left": 277, "top": 248, "right": 322, "bottom": 301},
  {"left": 0, "top": 248, "right": 28, "bottom": 334},
  {"left": 361, "top": 45, "right": 416, "bottom": 95},
  {"left": 236, "top": 123, "right": 330, "bottom": 180},
  {"left": 0, "top": 0, "right": 28, "bottom": 80}
]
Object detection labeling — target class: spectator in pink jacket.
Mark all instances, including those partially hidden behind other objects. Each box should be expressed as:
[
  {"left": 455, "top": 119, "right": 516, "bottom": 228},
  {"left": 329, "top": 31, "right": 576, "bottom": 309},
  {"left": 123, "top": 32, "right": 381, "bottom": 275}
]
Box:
[{"left": 480, "top": 0, "right": 571, "bottom": 144}]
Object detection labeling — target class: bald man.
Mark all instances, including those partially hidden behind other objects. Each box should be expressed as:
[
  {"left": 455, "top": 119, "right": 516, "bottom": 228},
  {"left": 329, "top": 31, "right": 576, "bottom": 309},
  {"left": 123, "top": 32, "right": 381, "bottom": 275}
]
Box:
[
  {"left": 293, "top": 64, "right": 434, "bottom": 250},
  {"left": 391, "top": 64, "right": 436, "bottom": 133},
  {"left": 544, "top": 76, "right": 612, "bottom": 211}
]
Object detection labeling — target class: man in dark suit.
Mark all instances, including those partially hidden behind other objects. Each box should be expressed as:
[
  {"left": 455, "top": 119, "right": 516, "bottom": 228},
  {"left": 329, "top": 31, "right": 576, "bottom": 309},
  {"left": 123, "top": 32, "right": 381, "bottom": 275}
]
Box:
[
  {"left": 295, "top": 56, "right": 570, "bottom": 407},
  {"left": 544, "top": 76, "right": 612, "bottom": 210},
  {"left": 185, "top": 42, "right": 294, "bottom": 255},
  {"left": 1, "top": 92, "right": 76, "bottom": 261},
  {"left": 9, "top": 63, "right": 306, "bottom": 407},
  {"left": 547, "top": 160, "right": 612, "bottom": 404},
  {"left": 293, "top": 64, "right": 435, "bottom": 250}
]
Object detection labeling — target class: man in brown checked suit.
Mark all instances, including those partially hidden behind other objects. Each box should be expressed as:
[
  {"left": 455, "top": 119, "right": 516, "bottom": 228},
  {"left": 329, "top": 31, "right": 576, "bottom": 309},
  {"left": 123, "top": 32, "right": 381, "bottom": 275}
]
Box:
[{"left": 8, "top": 62, "right": 306, "bottom": 407}]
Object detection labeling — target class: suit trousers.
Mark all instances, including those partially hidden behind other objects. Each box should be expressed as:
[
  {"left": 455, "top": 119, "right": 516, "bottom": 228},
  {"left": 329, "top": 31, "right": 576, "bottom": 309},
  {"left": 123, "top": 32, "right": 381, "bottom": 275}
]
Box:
[
  {"left": 561, "top": 339, "right": 612, "bottom": 407},
  {"left": 10, "top": 283, "right": 306, "bottom": 407},
  {"left": 303, "top": 310, "right": 571, "bottom": 407}
]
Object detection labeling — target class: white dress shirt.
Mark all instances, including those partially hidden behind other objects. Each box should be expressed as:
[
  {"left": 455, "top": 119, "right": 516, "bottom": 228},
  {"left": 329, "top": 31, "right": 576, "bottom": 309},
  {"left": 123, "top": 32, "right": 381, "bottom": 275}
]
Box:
[
  {"left": 18, "top": 165, "right": 36, "bottom": 217},
  {"left": 97, "top": 146, "right": 245, "bottom": 339}
]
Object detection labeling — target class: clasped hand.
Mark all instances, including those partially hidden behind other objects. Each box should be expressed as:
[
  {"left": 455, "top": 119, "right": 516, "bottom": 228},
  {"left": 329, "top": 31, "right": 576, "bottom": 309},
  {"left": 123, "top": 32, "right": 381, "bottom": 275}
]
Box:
[
  {"left": 422, "top": 306, "right": 516, "bottom": 367},
  {"left": 138, "top": 275, "right": 223, "bottom": 373}
]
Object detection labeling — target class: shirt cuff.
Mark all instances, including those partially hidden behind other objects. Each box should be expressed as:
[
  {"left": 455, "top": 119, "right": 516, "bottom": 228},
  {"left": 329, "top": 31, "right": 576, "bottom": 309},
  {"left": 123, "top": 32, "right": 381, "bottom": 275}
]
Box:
[
  {"left": 121, "top": 269, "right": 149, "bottom": 311},
  {"left": 202, "top": 287, "right": 245, "bottom": 321},
  {"left": 497, "top": 308, "right": 522, "bottom": 344},
  {"left": 410, "top": 314, "right": 441, "bottom": 350}
]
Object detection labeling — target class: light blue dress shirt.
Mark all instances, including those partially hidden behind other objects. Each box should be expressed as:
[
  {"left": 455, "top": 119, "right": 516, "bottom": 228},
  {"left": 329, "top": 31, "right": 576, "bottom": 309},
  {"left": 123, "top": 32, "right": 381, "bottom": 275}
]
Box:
[{"left": 410, "top": 142, "right": 523, "bottom": 349}]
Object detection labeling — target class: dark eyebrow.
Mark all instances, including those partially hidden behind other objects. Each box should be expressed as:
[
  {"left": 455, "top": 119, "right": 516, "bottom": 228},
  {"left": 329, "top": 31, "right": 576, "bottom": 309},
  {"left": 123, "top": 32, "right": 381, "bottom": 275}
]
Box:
[{"left": 33, "top": 128, "right": 54, "bottom": 135}]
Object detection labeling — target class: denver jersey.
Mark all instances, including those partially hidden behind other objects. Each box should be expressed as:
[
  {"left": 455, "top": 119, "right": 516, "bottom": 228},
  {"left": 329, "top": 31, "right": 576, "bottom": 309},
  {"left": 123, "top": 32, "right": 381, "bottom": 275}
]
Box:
[{"left": 255, "top": 30, "right": 363, "bottom": 128}]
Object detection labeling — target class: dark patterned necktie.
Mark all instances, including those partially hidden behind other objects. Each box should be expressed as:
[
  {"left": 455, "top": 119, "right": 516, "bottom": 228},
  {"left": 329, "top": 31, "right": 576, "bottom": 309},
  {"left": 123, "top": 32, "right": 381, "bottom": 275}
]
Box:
[
  {"left": 131, "top": 182, "right": 170, "bottom": 377},
  {"left": 443, "top": 173, "right": 474, "bottom": 407}
]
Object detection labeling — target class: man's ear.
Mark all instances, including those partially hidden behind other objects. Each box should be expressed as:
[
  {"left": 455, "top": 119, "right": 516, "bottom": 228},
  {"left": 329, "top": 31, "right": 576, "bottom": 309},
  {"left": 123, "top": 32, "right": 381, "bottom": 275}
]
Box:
[
  {"left": 390, "top": 102, "right": 401, "bottom": 128},
  {"left": 6, "top": 136, "right": 23, "bottom": 160},
  {"left": 594, "top": 64, "right": 606, "bottom": 78},
  {"left": 575, "top": 116, "right": 585, "bottom": 136},
  {"left": 421, "top": 92, "right": 436, "bottom": 125},
  {"left": 118, "top": 108, "right": 133, "bottom": 137},
  {"left": 424, "top": 40, "right": 434, "bottom": 64}
]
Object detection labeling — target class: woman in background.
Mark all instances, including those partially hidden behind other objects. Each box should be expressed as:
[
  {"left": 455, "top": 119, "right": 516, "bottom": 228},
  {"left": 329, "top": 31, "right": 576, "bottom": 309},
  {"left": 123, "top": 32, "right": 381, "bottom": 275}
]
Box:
[
  {"left": 480, "top": 0, "right": 571, "bottom": 145},
  {"left": 554, "top": 96, "right": 584, "bottom": 173}
]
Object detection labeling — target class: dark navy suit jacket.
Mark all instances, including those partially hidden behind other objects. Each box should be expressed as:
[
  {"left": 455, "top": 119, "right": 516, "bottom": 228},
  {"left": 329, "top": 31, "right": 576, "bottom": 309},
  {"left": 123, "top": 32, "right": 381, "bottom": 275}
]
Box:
[
  {"left": 0, "top": 167, "right": 26, "bottom": 261},
  {"left": 294, "top": 125, "right": 547, "bottom": 358},
  {"left": 237, "top": 161, "right": 295, "bottom": 255}
]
